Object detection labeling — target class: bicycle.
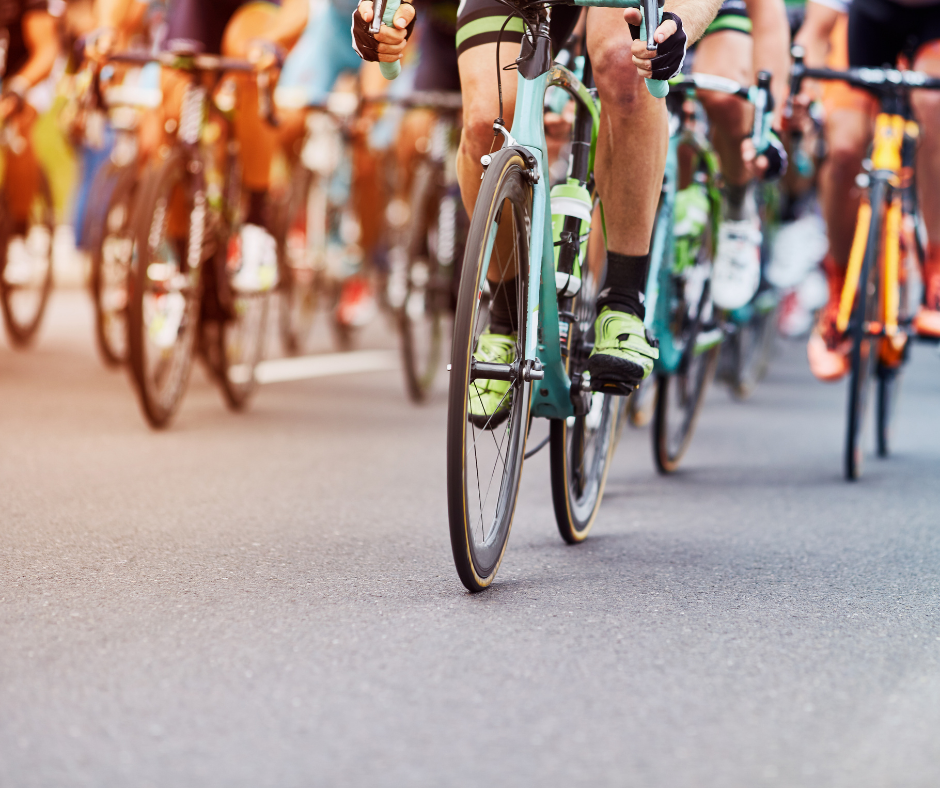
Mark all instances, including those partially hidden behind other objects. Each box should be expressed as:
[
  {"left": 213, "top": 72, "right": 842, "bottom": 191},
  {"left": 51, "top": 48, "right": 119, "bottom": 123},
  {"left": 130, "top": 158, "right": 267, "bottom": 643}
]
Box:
[
  {"left": 789, "top": 53, "right": 939, "bottom": 479},
  {"left": 114, "top": 50, "right": 277, "bottom": 427},
  {"left": 0, "top": 111, "right": 55, "bottom": 348},
  {"left": 385, "top": 90, "right": 466, "bottom": 403},
  {"left": 435, "top": 0, "right": 680, "bottom": 591},
  {"left": 648, "top": 70, "right": 774, "bottom": 472},
  {"left": 71, "top": 59, "right": 160, "bottom": 367}
]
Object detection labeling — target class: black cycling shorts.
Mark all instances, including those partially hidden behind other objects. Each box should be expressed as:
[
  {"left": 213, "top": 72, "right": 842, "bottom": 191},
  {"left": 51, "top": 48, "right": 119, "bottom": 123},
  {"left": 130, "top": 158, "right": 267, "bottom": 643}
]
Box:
[
  {"left": 0, "top": 0, "right": 49, "bottom": 77},
  {"left": 165, "top": 0, "right": 280, "bottom": 55},
  {"left": 849, "top": 0, "right": 940, "bottom": 67},
  {"left": 455, "top": 0, "right": 580, "bottom": 58},
  {"left": 415, "top": 9, "right": 460, "bottom": 91}
]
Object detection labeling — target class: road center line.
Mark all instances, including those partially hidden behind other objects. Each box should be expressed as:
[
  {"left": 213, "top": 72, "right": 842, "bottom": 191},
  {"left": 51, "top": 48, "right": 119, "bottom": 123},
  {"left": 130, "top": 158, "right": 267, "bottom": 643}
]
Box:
[{"left": 254, "top": 350, "right": 399, "bottom": 385}]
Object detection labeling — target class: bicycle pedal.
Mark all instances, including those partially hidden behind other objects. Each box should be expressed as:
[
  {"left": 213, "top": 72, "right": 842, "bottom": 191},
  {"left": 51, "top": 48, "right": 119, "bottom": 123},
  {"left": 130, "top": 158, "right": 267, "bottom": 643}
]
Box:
[{"left": 590, "top": 378, "right": 638, "bottom": 397}]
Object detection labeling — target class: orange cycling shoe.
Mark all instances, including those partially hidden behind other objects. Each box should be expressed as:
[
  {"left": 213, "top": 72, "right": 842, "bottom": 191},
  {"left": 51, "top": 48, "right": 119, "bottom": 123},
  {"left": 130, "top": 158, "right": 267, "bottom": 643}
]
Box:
[
  {"left": 913, "top": 247, "right": 940, "bottom": 338},
  {"left": 807, "top": 256, "right": 851, "bottom": 382}
]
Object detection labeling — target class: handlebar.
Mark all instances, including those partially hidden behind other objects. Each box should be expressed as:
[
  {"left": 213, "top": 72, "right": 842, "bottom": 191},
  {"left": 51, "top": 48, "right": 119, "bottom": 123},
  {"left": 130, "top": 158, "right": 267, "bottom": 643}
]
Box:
[
  {"left": 789, "top": 46, "right": 940, "bottom": 94},
  {"left": 372, "top": 0, "right": 403, "bottom": 81},
  {"left": 106, "top": 50, "right": 279, "bottom": 127}
]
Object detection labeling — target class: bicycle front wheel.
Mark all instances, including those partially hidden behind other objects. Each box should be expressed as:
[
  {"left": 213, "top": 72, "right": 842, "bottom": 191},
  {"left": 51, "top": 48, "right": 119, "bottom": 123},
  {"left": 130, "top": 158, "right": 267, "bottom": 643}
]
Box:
[
  {"left": 0, "top": 171, "right": 54, "bottom": 347},
  {"left": 127, "top": 151, "right": 203, "bottom": 429},
  {"left": 845, "top": 182, "right": 885, "bottom": 480},
  {"left": 447, "top": 148, "right": 532, "bottom": 592}
]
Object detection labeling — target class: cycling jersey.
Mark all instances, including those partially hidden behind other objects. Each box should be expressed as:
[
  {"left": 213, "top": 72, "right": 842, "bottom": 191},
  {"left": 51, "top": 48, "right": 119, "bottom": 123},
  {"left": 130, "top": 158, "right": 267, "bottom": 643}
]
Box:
[
  {"left": 0, "top": 0, "right": 48, "bottom": 77},
  {"left": 455, "top": 0, "right": 579, "bottom": 57},
  {"left": 165, "top": 0, "right": 281, "bottom": 55},
  {"left": 702, "top": 0, "right": 752, "bottom": 36},
  {"left": 848, "top": 0, "right": 940, "bottom": 67}
]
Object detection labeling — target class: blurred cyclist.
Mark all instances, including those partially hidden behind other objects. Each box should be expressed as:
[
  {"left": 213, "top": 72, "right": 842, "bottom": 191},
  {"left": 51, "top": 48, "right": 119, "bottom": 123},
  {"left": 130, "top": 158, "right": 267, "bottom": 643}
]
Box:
[
  {"left": 693, "top": 0, "right": 791, "bottom": 311},
  {"left": 91, "top": 0, "right": 309, "bottom": 293},
  {"left": 0, "top": 0, "right": 60, "bottom": 284}
]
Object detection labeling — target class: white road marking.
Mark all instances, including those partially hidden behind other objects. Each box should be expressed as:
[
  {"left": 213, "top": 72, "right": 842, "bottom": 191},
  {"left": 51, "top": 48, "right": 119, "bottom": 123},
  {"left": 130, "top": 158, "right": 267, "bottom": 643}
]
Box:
[{"left": 254, "top": 350, "right": 398, "bottom": 385}]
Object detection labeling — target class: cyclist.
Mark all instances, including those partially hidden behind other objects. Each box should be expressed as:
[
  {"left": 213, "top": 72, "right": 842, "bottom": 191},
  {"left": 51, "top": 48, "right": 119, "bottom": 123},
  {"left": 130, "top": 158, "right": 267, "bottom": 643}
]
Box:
[
  {"left": 692, "top": 0, "right": 791, "bottom": 310},
  {"left": 0, "top": 1, "right": 60, "bottom": 285},
  {"left": 798, "top": 0, "right": 940, "bottom": 381},
  {"left": 92, "top": 0, "right": 309, "bottom": 293},
  {"left": 355, "top": 0, "right": 725, "bottom": 419}
]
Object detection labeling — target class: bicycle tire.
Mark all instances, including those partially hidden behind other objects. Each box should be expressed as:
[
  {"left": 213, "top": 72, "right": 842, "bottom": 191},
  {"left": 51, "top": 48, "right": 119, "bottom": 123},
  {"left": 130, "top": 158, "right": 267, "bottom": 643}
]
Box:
[
  {"left": 729, "top": 294, "right": 778, "bottom": 400},
  {"left": 653, "top": 220, "right": 720, "bottom": 474},
  {"left": 90, "top": 163, "right": 138, "bottom": 367},
  {"left": 550, "top": 264, "right": 620, "bottom": 544},
  {"left": 277, "top": 167, "right": 324, "bottom": 355},
  {"left": 447, "top": 147, "right": 532, "bottom": 592},
  {"left": 399, "top": 158, "right": 449, "bottom": 403},
  {"left": 0, "top": 170, "right": 54, "bottom": 347},
  {"left": 126, "top": 150, "right": 203, "bottom": 429},
  {"left": 845, "top": 180, "right": 885, "bottom": 480},
  {"left": 876, "top": 363, "right": 902, "bottom": 458}
]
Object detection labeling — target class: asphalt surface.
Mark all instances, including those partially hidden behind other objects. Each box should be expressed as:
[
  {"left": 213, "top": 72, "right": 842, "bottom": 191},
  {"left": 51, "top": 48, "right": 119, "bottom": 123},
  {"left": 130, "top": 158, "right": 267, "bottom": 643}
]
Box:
[{"left": 2, "top": 290, "right": 940, "bottom": 788}]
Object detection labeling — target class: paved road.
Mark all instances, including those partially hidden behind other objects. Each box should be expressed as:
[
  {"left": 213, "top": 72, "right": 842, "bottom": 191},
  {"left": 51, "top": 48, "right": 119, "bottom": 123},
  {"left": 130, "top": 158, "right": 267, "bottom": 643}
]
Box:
[{"left": 2, "top": 291, "right": 940, "bottom": 788}]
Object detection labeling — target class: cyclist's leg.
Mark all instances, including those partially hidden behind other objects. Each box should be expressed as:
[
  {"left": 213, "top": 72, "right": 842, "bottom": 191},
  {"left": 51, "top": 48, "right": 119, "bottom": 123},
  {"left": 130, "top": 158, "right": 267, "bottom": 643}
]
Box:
[
  {"left": 584, "top": 9, "right": 664, "bottom": 386},
  {"left": 692, "top": 26, "right": 753, "bottom": 191},
  {"left": 808, "top": 12, "right": 875, "bottom": 380}
]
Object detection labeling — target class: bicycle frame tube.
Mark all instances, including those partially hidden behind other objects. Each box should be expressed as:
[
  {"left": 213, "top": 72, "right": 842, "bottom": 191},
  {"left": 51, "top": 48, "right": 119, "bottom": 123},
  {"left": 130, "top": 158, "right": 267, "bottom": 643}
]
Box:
[{"left": 504, "top": 33, "right": 601, "bottom": 418}]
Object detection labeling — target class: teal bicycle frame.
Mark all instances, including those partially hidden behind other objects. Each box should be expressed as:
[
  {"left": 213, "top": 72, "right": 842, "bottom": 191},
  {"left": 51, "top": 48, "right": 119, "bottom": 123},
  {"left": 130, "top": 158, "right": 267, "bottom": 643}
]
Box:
[
  {"left": 492, "top": 0, "right": 663, "bottom": 419},
  {"left": 645, "top": 72, "right": 774, "bottom": 374}
]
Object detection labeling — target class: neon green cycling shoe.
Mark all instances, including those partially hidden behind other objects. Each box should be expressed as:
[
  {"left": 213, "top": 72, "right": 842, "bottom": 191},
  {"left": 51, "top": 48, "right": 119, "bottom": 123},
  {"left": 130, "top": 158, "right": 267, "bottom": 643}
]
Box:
[
  {"left": 468, "top": 330, "right": 517, "bottom": 429},
  {"left": 588, "top": 307, "right": 659, "bottom": 393}
]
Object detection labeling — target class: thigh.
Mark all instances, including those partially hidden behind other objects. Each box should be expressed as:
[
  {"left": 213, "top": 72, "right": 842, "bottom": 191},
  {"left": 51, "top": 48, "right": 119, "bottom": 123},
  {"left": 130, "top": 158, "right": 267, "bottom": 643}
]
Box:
[
  {"left": 221, "top": 2, "right": 278, "bottom": 58},
  {"left": 692, "top": 28, "right": 752, "bottom": 83}
]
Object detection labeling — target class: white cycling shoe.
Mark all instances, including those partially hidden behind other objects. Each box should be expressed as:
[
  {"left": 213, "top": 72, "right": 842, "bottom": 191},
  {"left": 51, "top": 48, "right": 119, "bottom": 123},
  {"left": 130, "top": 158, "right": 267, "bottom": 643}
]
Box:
[
  {"left": 232, "top": 223, "right": 279, "bottom": 293},
  {"left": 711, "top": 219, "right": 762, "bottom": 311}
]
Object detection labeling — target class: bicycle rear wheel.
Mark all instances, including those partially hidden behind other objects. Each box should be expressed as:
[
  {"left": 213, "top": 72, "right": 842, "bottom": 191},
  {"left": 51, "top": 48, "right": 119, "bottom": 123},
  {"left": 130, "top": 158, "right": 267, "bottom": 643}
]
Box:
[
  {"left": 845, "top": 182, "right": 885, "bottom": 480},
  {"left": 90, "top": 163, "right": 138, "bottom": 366},
  {"left": 550, "top": 263, "right": 620, "bottom": 543},
  {"left": 0, "top": 171, "right": 54, "bottom": 347},
  {"left": 876, "top": 363, "right": 902, "bottom": 458},
  {"left": 127, "top": 151, "right": 203, "bottom": 429},
  {"left": 447, "top": 148, "right": 532, "bottom": 592}
]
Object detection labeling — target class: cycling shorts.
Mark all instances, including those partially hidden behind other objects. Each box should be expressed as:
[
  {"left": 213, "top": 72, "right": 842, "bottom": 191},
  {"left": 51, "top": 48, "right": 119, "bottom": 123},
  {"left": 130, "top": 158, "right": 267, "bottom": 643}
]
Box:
[
  {"left": 275, "top": 3, "right": 362, "bottom": 109},
  {"left": 455, "top": 0, "right": 580, "bottom": 58},
  {"left": 849, "top": 0, "right": 940, "bottom": 68},
  {"left": 415, "top": 17, "right": 460, "bottom": 92},
  {"left": 165, "top": 0, "right": 279, "bottom": 55},
  {"left": 702, "top": 0, "right": 751, "bottom": 37}
]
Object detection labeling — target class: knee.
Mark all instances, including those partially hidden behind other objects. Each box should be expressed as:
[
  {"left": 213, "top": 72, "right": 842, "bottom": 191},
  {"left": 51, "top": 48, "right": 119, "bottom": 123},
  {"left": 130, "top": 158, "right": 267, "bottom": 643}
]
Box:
[
  {"left": 826, "top": 130, "right": 866, "bottom": 178},
  {"left": 591, "top": 40, "right": 644, "bottom": 113},
  {"left": 460, "top": 104, "right": 501, "bottom": 160}
]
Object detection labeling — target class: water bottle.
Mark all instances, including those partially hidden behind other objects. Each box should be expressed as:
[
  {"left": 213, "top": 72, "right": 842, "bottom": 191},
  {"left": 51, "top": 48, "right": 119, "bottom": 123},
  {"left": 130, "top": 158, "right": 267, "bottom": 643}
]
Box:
[
  {"left": 550, "top": 179, "right": 592, "bottom": 297},
  {"left": 673, "top": 181, "right": 709, "bottom": 272}
]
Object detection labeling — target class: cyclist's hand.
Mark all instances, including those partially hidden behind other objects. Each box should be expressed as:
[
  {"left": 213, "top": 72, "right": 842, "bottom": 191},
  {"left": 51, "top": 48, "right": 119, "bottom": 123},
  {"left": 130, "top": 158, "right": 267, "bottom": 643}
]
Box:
[
  {"left": 353, "top": 1, "right": 416, "bottom": 64},
  {"left": 742, "top": 130, "right": 787, "bottom": 181},
  {"left": 84, "top": 27, "right": 116, "bottom": 64},
  {"left": 625, "top": 10, "right": 687, "bottom": 81},
  {"left": 786, "top": 91, "right": 815, "bottom": 133}
]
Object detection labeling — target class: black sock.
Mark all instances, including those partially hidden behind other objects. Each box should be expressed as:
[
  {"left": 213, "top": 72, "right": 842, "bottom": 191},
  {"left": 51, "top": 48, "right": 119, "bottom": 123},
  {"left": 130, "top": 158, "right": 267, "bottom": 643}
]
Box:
[
  {"left": 489, "top": 277, "right": 519, "bottom": 335},
  {"left": 597, "top": 251, "right": 650, "bottom": 320},
  {"left": 725, "top": 182, "right": 748, "bottom": 221},
  {"left": 246, "top": 190, "right": 267, "bottom": 228}
]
